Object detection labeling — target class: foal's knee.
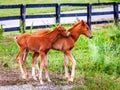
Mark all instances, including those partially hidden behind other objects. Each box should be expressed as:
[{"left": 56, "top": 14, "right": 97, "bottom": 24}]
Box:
[
  {"left": 64, "top": 60, "right": 68, "bottom": 67},
  {"left": 44, "top": 63, "right": 48, "bottom": 69},
  {"left": 16, "top": 57, "right": 21, "bottom": 63},
  {"left": 73, "top": 60, "right": 76, "bottom": 66}
]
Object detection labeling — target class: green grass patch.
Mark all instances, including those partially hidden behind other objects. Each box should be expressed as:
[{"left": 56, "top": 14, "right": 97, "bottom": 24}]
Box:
[
  {"left": 72, "top": 74, "right": 120, "bottom": 90},
  {"left": 0, "top": 0, "right": 119, "bottom": 4}
]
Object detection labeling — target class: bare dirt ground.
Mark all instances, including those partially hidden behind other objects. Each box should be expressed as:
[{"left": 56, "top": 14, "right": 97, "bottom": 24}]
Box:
[{"left": 0, "top": 65, "right": 86, "bottom": 90}]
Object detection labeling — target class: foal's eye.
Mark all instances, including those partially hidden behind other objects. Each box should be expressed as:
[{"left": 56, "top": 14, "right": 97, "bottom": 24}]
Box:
[
  {"left": 62, "top": 29, "right": 66, "bottom": 31},
  {"left": 87, "top": 27, "right": 90, "bottom": 30}
]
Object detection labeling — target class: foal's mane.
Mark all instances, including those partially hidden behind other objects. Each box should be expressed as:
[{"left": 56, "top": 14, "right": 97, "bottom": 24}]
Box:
[
  {"left": 68, "top": 21, "right": 81, "bottom": 32},
  {"left": 40, "top": 27, "right": 58, "bottom": 37}
]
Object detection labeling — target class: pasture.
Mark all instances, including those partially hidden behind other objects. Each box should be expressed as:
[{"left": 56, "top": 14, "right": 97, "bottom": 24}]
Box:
[
  {"left": 0, "top": 0, "right": 120, "bottom": 89},
  {"left": 0, "top": 23, "right": 120, "bottom": 89},
  {"left": 0, "top": 0, "right": 119, "bottom": 17}
]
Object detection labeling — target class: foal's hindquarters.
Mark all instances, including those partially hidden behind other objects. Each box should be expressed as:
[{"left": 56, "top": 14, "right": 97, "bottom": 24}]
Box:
[
  {"left": 15, "top": 34, "right": 30, "bottom": 79},
  {"left": 15, "top": 30, "right": 51, "bottom": 80}
]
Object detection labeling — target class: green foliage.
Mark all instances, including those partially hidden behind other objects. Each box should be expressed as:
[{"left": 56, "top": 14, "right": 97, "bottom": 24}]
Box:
[{"left": 0, "top": 39, "right": 18, "bottom": 70}]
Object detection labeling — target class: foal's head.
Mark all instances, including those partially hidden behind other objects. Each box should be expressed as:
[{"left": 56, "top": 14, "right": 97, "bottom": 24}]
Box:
[
  {"left": 79, "top": 20, "right": 93, "bottom": 39},
  {"left": 71, "top": 20, "right": 92, "bottom": 38},
  {"left": 55, "top": 25, "right": 70, "bottom": 37}
]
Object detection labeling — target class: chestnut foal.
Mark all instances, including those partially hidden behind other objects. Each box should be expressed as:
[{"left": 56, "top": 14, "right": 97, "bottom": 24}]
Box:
[
  {"left": 32, "top": 20, "right": 93, "bottom": 82},
  {"left": 15, "top": 25, "right": 70, "bottom": 84}
]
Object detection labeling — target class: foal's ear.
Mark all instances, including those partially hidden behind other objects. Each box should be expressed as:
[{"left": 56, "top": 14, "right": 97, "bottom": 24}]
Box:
[{"left": 81, "top": 20, "right": 85, "bottom": 26}]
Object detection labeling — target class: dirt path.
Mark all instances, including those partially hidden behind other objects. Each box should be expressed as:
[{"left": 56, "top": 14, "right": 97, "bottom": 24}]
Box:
[
  {"left": 0, "top": 66, "right": 74, "bottom": 90},
  {"left": 0, "top": 84, "right": 72, "bottom": 90}
]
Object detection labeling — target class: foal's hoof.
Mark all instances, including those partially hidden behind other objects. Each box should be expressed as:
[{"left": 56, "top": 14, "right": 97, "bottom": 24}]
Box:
[
  {"left": 33, "top": 77, "right": 38, "bottom": 81},
  {"left": 22, "top": 75, "right": 27, "bottom": 80},
  {"left": 48, "top": 79, "right": 52, "bottom": 82},
  {"left": 40, "top": 80, "right": 44, "bottom": 85},
  {"left": 63, "top": 76, "right": 69, "bottom": 81},
  {"left": 68, "top": 78, "right": 74, "bottom": 82}
]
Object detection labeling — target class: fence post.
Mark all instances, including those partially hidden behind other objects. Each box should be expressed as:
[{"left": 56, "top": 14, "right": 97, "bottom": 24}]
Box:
[
  {"left": 56, "top": 4, "right": 60, "bottom": 24},
  {"left": 20, "top": 4, "right": 26, "bottom": 33},
  {"left": 113, "top": 2, "right": 119, "bottom": 26},
  {"left": 87, "top": 4, "right": 92, "bottom": 30}
]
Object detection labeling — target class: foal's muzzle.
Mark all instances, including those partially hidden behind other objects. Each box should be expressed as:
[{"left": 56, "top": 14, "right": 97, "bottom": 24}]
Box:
[{"left": 89, "top": 35, "right": 93, "bottom": 39}]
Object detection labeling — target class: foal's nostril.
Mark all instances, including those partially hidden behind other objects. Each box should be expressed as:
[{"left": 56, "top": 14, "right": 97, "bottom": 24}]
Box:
[{"left": 89, "top": 35, "right": 93, "bottom": 39}]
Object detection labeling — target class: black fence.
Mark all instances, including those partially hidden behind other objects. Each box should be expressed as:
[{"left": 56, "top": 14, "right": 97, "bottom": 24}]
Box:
[{"left": 0, "top": 2, "right": 120, "bottom": 32}]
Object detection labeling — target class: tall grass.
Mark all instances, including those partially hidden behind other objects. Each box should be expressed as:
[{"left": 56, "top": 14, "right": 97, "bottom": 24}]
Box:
[
  {"left": 71, "top": 24, "right": 120, "bottom": 89},
  {"left": 0, "top": 37, "right": 18, "bottom": 69},
  {"left": 72, "top": 24, "right": 120, "bottom": 75},
  {"left": 0, "top": 25, "right": 4, "bottom": 39}
]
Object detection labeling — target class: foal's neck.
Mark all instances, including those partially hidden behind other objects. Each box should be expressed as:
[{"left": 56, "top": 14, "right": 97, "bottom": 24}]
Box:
[
  {"left": 69, "top": 25, "right": 82, "bottom": 42},
  {"left": 45, "top": 29, "right": 59, "bottom": 42}
]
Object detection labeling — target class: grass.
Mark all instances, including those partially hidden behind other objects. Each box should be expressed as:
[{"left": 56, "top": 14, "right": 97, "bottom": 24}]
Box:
[
  {"left": 0, "top": 0, "right": 119, "bottom": 4},
  {"left": 0, "top": 23, "right": 120, "bottom": 89}
]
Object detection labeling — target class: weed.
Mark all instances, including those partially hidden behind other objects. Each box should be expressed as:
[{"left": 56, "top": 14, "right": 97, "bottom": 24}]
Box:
[
  {"left": 29, "top": 22, "right": 33, "bottom": 34},
  {"left": 0, "top": 24, "right": 4, "bottom": 39},
  {"left": 19, "top": 20, "right": 26, "bottom": 33}
]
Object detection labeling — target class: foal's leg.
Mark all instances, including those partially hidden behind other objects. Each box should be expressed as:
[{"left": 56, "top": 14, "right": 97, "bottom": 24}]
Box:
[
  {"left": 44, "top": 55, "right": 51, "bottom": 82},
  {"left": 64, "top": 54, "right": 69, "bottom": 80},
  {"left": 32, "top": 52, "right": 39, "bottom": 80},
  {"left": 35, "top": 54, "right": 40, "bottom": 78},
  {"left": 39, "top": 52, "right": 45, "bottom": 84},
  {"left": 65, "top": 51, "right": 76, "bottom": 82},
  {"left": 18, "top": 60, "right": 26, "bottom": 79},
  {"left": 16, "top": 48, "right": 27, "bottom": 79},
  {"left": 22, "top": 50, "right": 29, "bottom": 79}
]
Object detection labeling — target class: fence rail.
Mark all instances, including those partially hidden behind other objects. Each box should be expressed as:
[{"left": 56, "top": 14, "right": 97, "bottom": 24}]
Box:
[{"left": 0, "top": 2, "right": 120, "bottom": 32}]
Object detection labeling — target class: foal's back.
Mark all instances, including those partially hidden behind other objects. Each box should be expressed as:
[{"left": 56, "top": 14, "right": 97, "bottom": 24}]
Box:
[{"left": 33, "top": 29, "right": 74, "bottom": 51}]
